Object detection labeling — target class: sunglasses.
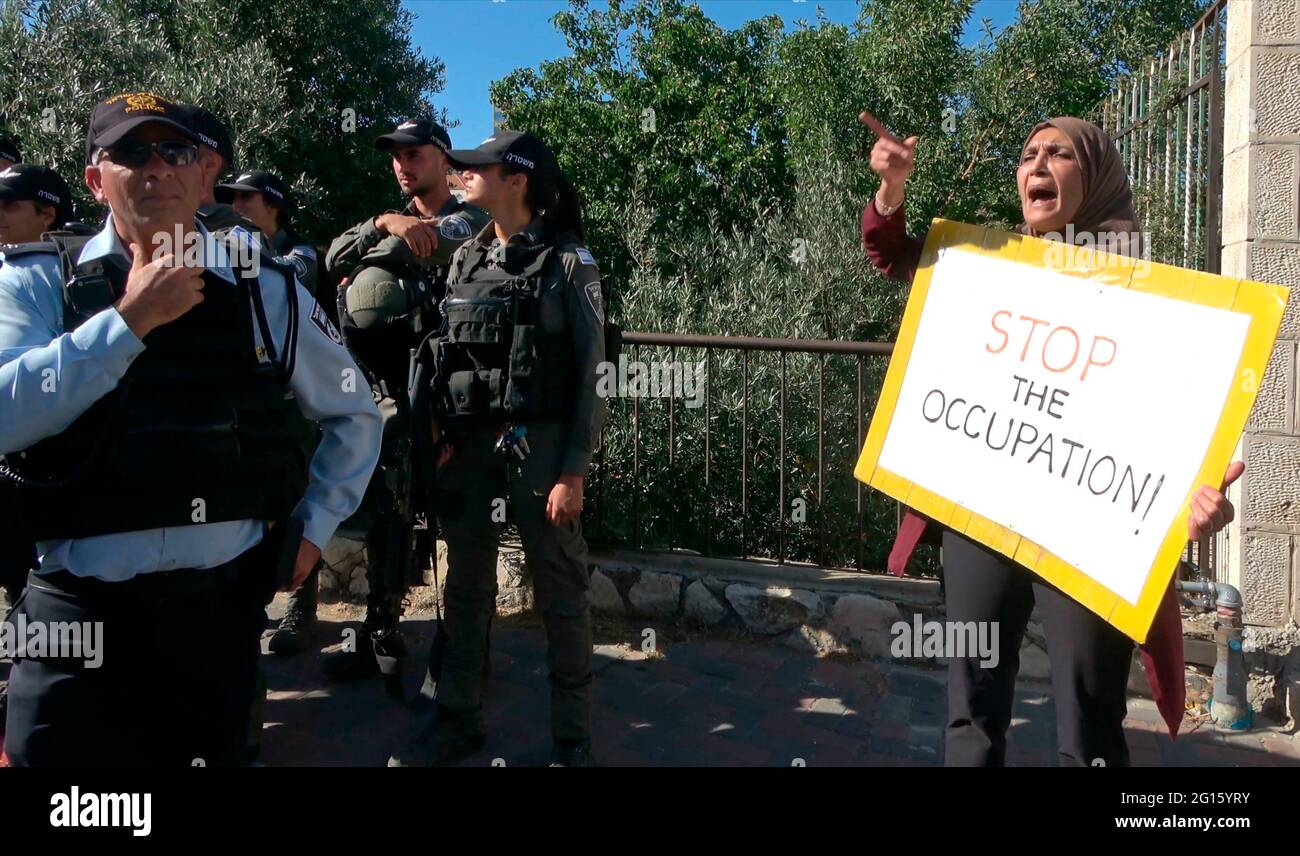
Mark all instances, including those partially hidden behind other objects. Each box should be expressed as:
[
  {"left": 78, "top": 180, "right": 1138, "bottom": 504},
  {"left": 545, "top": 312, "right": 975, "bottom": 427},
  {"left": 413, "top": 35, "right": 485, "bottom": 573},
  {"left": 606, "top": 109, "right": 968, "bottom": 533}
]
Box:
[{"left": 99, "top": 140, "right": 199, "bottom": 168}]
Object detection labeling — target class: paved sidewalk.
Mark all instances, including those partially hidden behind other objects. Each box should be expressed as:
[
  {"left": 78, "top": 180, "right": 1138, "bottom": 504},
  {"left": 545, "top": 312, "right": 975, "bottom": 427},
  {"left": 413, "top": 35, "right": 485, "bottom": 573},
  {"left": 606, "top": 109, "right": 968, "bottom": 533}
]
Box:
[{"left": 255, "top": 603, "right": 1300, "bottom": 767}]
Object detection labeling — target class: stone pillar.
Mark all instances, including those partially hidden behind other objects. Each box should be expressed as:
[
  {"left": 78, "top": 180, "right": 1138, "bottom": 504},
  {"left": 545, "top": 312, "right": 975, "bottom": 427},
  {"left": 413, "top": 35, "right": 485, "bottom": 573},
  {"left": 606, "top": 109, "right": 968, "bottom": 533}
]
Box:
[{"left": 1222, "top": 0, "right": 1300, "bottom": 628}]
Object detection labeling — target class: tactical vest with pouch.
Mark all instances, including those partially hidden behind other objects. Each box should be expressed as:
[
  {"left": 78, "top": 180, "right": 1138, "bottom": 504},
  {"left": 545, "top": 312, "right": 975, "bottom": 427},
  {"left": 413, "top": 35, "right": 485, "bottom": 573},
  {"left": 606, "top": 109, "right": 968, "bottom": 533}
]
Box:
[
  {"left": 432, "top": 238, "right": 578, "bottom": 422},
  {"left": 0, "top": 230, "right": 311, "bottom": 541}
]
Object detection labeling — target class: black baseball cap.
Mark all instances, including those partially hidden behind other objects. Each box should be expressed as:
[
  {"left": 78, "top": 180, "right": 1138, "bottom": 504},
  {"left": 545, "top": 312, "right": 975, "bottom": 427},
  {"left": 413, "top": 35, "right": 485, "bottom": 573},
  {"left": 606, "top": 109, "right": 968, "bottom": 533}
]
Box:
[
  {"left": 0, "top": 163, "right": 73, "bottom": 226},
  {"left": 215, "top": 169, "right": 295, "bottom": 213},
  {"left": 375, "top": 118, "right": 451, "bottom": 153},
  {"left": 85, "top": 92, "right": 199, "bottom": 165},
  {"left": 446, "top": 130, "right": 559, "bottom": 177},
  {"left": 183, "top": 105, "right": 236, "bottom": 168},
  {"left": 0, "top": 135, "right": 20, "bottom": 164}
]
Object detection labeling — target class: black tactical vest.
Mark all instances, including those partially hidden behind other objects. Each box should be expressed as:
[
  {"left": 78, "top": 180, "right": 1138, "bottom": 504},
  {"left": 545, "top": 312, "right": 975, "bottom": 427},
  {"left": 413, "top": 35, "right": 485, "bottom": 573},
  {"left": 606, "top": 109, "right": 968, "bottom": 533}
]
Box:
[
  {"left": 432, "top": 237, "right": 577, "bottom": 422},
  {"left": 0, "top": 233, "right": 310, "bottom": 540}
]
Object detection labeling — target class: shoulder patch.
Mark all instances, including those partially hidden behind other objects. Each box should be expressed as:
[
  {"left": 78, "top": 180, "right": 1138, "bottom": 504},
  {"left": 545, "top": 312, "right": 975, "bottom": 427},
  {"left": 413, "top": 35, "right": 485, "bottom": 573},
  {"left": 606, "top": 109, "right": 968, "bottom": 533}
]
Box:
[
  {"left": 310, "top": 300, "right": 344, "bottom": 345},
  {"left": 289, "top": 254, "right": 310, "bottom": 280},
  {"left": 584, "top": 281, "right": 605, "bottom": 324},
  {"left": 438, "top": 214, "right": 474, "bottom": 242},
  {"left": 574, "top": 246, "right": 597, "bottom": 267}
]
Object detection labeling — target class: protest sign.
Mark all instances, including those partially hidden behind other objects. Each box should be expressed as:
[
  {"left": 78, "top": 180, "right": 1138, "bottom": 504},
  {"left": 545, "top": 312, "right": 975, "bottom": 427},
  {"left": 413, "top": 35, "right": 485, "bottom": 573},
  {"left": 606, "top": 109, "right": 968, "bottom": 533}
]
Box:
[{"left": 854, "top": 219, "right": 1289, "bottom": 641}]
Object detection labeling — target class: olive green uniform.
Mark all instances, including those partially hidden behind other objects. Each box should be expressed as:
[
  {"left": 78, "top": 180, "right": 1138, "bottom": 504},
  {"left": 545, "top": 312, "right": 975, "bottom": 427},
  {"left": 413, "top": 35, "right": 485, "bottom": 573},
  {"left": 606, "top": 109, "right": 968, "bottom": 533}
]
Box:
[
  {"left": 319, "top": 196, "right": 489, "bottom": 672},
  {"left": 325, "top": 196, "right": 486, "bottom": 277},
  {"left": 432, "top": 218, "right": 606, "bottom": 748}
]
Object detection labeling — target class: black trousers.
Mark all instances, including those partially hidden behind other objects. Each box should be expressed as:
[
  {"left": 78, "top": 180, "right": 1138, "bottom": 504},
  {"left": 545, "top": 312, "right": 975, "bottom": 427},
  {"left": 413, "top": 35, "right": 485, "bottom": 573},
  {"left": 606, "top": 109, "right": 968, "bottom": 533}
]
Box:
[
  {"left": 3, "top": 554, "right": 267, "bottom": 767},
  {"left": 942, "top": 531, "right": 1134, "bottom": 767},
  {"left": 435, "top": 421, "right": 593, "bottom": 746}
]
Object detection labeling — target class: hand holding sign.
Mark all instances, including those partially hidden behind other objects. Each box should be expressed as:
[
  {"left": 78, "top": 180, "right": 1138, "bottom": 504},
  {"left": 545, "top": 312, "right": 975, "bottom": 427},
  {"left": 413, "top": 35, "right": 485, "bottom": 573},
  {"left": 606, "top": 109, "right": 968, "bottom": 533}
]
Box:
[
  {"left": 1188, "top": 460, "right": 1244, "bottom": 541},
  {"left": 860, "top": 111, "right": 919, "bottom": 211}
]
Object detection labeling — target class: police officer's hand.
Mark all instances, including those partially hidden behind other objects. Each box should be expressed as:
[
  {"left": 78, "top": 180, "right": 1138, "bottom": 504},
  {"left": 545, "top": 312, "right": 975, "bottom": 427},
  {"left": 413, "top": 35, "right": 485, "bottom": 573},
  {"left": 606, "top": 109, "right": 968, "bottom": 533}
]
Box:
[
  {"left": 114, "top": 241, "right": 206, "bottom": 339},
  {"left": 546, "top": 474, "right": 585, "bottom": 527},
  {"left": 286, "top": 537, "right": 322, "bottom": 591},
  {"left": 1188, "top": 460, "right": 1244, "bottom": 541},
  {"left": 375, "top": 213, "right": 439, "bottom": 258},
  {"left": 860, "top": 111, "right": 918, "bottom": 212}
]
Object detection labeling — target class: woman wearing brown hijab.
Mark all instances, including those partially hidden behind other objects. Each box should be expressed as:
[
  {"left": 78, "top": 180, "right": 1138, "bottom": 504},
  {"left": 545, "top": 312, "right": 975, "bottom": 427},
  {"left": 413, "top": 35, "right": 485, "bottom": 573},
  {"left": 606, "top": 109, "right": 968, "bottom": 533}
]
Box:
[{"left": 859, "top": 113, "right": 1243, "bottom": 766}]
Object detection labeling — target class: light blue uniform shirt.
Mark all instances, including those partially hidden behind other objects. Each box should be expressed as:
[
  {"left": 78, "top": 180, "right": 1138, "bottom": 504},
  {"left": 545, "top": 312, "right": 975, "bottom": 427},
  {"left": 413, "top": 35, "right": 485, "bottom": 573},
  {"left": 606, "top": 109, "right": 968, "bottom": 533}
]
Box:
[{"left": 0, "top": 214, "right": 382, "bottom": 580}]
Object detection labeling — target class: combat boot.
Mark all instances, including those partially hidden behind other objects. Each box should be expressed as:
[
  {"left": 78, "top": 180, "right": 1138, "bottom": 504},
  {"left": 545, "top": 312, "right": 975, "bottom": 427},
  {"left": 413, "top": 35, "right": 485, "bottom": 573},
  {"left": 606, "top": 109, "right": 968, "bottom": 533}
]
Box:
[
  {"left": 387, "top": 705, "right": 485, "bottom": 767},
  {"left": 268, "top": 566, "right": 318, "bottom": 656},
  {"left": 320, "top": 613, "right": 406, "bottom": 681}
]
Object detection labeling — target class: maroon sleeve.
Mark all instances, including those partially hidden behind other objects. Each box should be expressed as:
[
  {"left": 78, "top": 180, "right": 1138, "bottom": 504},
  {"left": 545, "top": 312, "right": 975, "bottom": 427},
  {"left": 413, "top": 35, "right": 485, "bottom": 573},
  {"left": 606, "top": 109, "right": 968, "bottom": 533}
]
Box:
[
  {"left": 860, "top": 198, "right": 924, "bottom": 283},
  {"left": 867, "top": 196, "right": 934, "bottom": 574}
]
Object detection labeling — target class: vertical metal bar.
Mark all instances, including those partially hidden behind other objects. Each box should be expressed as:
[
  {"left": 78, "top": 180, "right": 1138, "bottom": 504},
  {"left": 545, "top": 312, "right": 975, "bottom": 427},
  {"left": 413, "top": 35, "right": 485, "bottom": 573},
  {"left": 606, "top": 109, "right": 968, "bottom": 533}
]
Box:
[
  {"left": 704, "top": 348, "right": 712, "bottom": 557},
  {"left": 856, "top": 356, "right": 865, "bottom": 573},
  {"left": 632, "top": 343, "right": 640, "bottom": 550},
  {"left": 1196, "top": 85, "right": 1206, "bottom": 268},
  {"left": 595, "top": 404, "right": 605, "bottom": 539},
  {"left": 667, "top": 345, "right": 676, "bottom": 550},
  {"left": 1205, "top": 7, "right": 1223, "bottom": 276},
  {"left": 741, "top": 349, "right": 748, "bottom": 558},
  {"left": 778, "top": 350, "right": 786, "bottom": 564},
  {"left": 1185, "top": 26, "right": 1190, "bottom": 266},
  {"left": 817, "top": 353, "right": 825, "bottom": 569}
]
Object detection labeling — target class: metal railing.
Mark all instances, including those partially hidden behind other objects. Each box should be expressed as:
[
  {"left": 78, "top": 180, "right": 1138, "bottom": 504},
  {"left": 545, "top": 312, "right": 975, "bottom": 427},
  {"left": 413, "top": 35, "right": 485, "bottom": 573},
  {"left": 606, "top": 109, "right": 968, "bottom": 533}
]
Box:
[
  {"left": 585, "top": 332, "right": 904, "bottom": 573},
  {"left": 1096, "top": 0, "right": 1227, "bottom": 275}
]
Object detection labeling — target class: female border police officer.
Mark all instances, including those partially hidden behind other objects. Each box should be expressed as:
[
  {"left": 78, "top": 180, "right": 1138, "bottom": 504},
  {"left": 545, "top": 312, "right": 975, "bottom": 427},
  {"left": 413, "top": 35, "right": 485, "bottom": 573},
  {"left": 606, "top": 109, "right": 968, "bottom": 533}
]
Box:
[
  {"left": 388, "top": 130, "right": 606, "bottom": 767},
  {"left": 859, "top": 110, "right": 1242, "bottom": 766}
]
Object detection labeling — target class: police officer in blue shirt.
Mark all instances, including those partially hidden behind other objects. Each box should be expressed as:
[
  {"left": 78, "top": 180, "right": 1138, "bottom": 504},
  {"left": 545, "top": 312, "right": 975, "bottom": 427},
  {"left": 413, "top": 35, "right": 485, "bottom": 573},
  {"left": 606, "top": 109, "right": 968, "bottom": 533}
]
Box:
[
  {"left": 217, "top": 169, "right": 320, "bottom": 301},
  {"left": 0, "top": 92, "right": 382, "bottom": 766}
]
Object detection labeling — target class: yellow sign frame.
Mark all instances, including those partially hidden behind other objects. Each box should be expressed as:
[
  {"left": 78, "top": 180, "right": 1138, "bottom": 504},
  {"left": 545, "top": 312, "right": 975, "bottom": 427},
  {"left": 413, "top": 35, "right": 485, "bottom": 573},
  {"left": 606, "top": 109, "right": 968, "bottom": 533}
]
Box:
[{"left": 853, "top": 219, "right": 1289, "bottom": 643}]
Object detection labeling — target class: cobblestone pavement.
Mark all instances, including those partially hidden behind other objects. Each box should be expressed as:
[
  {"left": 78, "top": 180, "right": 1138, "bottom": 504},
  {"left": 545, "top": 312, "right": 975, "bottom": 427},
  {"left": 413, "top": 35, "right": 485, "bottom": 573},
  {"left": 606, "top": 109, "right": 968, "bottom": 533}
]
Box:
[{"left": 253, "top": 603, "right": 1300, "bottom": 768}]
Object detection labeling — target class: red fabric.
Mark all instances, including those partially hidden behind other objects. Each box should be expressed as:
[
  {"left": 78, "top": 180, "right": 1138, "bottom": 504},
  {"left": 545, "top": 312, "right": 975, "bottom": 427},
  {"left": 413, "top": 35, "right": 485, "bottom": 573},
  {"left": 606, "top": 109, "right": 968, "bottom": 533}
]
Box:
[
  {"left": 887, "top": 510, "right": 929, "bottom": 577},
  {"left": 1142, "top": 582, "right": 1186, "bottom": 739},
  {"left": 865, "top": 199, "right": 1186, "bottom": 739}
]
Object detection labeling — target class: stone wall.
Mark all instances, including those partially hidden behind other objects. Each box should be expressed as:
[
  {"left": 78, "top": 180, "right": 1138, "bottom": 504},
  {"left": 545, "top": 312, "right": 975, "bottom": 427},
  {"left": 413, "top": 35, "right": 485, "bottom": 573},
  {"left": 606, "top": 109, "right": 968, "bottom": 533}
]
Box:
[{"left": 1224, "top": 0, "right": 1300, "bottom": 632}]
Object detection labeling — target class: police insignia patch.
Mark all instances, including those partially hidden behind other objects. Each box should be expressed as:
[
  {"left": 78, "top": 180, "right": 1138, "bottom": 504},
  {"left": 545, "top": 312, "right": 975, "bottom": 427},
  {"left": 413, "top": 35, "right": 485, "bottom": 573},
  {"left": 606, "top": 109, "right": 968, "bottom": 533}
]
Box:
[
  {"left": 575, "top": 247, "right": 597, "bottom": 267},
  {"left": 438, "top": 215, "right": 473, "bottom": 242},
  {"left": 585, "top": 281, "right": 605, "bottom": 324},
  {"left": 310, "top": 300, "right": 343, "bottom": 345}
]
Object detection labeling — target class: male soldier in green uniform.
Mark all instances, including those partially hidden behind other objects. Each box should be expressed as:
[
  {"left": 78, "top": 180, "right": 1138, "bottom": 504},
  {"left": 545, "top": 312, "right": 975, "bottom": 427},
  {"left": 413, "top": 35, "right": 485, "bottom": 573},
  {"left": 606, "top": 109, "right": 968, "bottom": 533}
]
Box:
[{"left": 313, "top": 118, "right": 488, "bottom": 678}]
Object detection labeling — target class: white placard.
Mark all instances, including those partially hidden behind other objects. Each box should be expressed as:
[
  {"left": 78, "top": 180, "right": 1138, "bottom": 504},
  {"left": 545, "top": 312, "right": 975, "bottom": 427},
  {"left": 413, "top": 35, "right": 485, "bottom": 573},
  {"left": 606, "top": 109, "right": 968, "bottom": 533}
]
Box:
[{"left": 877, "top": 247, "right": 1250, "bottom": 604}]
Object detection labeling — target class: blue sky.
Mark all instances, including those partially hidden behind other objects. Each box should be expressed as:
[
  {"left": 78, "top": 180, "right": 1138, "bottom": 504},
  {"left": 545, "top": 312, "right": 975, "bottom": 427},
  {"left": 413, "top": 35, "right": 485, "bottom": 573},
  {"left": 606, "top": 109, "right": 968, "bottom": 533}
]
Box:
[{"left": 404, "top": 0, "right": 1022, "bottom": 148}]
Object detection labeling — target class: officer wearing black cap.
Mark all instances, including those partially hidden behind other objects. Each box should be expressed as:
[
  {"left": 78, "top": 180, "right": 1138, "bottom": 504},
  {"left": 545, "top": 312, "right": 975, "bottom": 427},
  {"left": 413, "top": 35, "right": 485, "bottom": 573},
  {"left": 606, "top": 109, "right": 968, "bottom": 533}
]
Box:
[
  {"left": 0, "top": 91, "right": 381, "bottom": 765},
  {"left": 388, "top": 130, "right": 607, "bottom": 767},
  {"left": 183, "top": 104, "right": 254, "bottom": 237},
  {"left": 217, "top": 169, "right": 318, "bottom": 297},
  {"left": 314, "top": 119, "right": 488, "bottom": 679},
  {"left": 0, "top": 164, "right": 73, "bottom": 245},
  {"left": 0, "top": 136, "right": 20, "bottom": 172}
]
